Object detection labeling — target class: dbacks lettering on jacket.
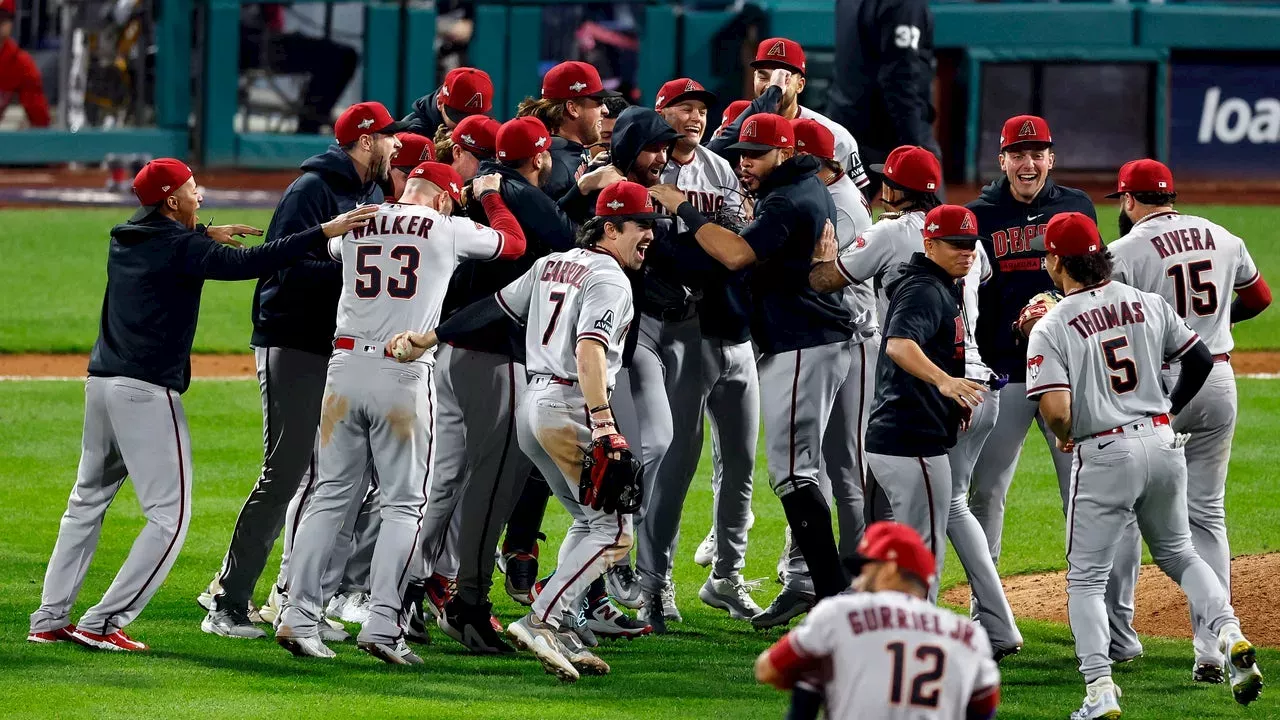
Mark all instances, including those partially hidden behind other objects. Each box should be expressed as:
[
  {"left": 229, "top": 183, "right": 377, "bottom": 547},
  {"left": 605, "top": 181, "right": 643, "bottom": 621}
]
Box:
[{"left": 991, "top": 222, "right": 1049, "bottom": 271}]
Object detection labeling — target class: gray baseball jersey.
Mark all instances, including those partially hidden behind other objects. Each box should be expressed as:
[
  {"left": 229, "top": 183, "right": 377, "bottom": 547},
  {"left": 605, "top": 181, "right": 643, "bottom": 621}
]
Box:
[
  {"left": 799, "top": 104, "right": 869, "bottom": 190},
  {"left": 829, "top": 171, "right": 876, "bottom": 334},
  {"left": 1110, "top": 211, "right": 1260, "bottom": 355},
  {"left": 661, "top": 144, "right": 745, "bottom": 231},
  {"left": 498, "top": 247, "right": 635, "bottom": 386},
  {"left": 1026, "top": 281, "right": 1198, "bottom": 438}
]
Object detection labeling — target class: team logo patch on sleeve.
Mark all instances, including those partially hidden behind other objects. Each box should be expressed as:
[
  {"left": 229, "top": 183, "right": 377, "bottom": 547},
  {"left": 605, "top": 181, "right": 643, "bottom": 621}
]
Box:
[
  {"left": 594, "top": 310, "right": 615, "bottom": 332},
  {"left": 1027, "top": 354, "right": 1044, "bottom": 381}
]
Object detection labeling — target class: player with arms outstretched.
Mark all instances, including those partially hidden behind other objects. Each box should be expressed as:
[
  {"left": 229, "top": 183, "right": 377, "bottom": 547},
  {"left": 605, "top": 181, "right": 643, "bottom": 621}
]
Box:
[{"left": 755, "top": 521, "right": 1001, "bottom": 720}]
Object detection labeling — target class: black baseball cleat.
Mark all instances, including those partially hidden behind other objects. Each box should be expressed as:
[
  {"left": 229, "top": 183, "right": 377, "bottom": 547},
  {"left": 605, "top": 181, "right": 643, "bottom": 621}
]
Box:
[{"left": 438, "top": 598, "right": 514, "bottom": 654}]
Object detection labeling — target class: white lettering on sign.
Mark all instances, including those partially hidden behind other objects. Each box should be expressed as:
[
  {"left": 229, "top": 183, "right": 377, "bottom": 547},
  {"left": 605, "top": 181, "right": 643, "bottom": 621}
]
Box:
[{"left": 1197, "top": 87, "right": 1280, "bottom": 145}]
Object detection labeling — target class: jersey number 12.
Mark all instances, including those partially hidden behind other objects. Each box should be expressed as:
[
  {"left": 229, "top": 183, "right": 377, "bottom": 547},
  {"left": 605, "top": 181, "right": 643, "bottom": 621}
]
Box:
[{"left": 886, "top": 642, "right": 945, "bottom": 708}]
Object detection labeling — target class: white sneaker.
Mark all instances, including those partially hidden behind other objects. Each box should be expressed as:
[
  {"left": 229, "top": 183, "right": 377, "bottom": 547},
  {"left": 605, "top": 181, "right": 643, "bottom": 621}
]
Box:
[
  {"left": 1070, "top": 677, "right": 1122, "bottom": 720},
  {"left": 258, "top": 585, "right": 285, "bottom": 626},
  {"left": 320, "top": 617, "right": 350, "bottom": 643},
  {"left": 196, "top": 577, "right": 220, "bottom": 612},
  {"left": 505, "top": 614, "right": 579, "bottom": 683},
  {"left": 659, "top": 582, "right": 681, "bottom": 621},
  {"left": 276, "top": 627, "right": 335, "bottom": 659},
  {"left": 326, "top": 592, "right": 371, "bottom": 625},
  {"left": 699, "top": 574, "right": 765, "bottom": 620},
  {"left": 693, "top": 529, "right": 716, "bottom": 567},
  {"left": 1219, "top": 624, "right": 1264, "bottom": 705}
]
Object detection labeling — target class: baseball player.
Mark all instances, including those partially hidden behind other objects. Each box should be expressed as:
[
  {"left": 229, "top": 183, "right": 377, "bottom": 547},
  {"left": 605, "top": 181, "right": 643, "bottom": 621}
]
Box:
[
  {"left": 27, "top": 160, "right": 376, "bottom": 650},
  {"left": 444, "top": 114, "right": 500, "bottom": 181},
  {"left": 394, "top": 181, "right": 658, "bottom": 681},
  {"left": 632, "top": 78, "right": 761, "bottom": 628},
  {"left": 708, "top": 38, "right": 869, "bottom": 195},
  {"left": 1106, "top": 159, "right": 1272, "bottom": 682},
  {"left": 516, "top": 61, "right": 622, "bottom": 200},
  {"left": 274, "top": 163, "right": 527, "bottom": 665},
  {"left": 966, "top": 115, "right": 1141, "bottom": 659},
  {"left": 651, "top": 113, "right": 852, "bottom": 624},
  {"left": 755, "top": 521, "right": 1001, "bottom": 720},
  {"left": 200, "top": 102, "right": 405, "bottom": 637},
  {"left": 809, "top": 148, "right": 1022, "bottom": 656},
  {"left": 401, "top": 66, "right": 494, "bottom": 135},
  {"left": 1026, "top": 212, "right": 1262, "bottom": 716}
]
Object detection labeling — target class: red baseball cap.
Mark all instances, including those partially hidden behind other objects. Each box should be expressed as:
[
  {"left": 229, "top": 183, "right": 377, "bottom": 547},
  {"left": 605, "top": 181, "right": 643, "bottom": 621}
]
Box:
[
  {"left": 874, "top": 145, "right": 941, "bottom": 194},
  {"left": 720, "top": 100, "right": 751, "bottom": 130},
  {"left": 541, "top": 61, "right": 622, "bottom": 102},
  {"left": 923, "top": 204, "right": 982, "bottom": 246},
  {"left": 1000, "top": 114, "right": 1053, "bottom": 151},
  {"left": 496, "top": 116, "right": 552, "bottom": 162},
  {"left": 1106, "top": 158, "right": 1175, "bottom": 198},
  {"left": 451, "top": 115, "right": 500, "bottom": 157},
  {"left": 392, "top": 133, "right": 437, "bottom": 169},
  {"left": 1044, "top": 212, "right": 1103, "bottom": 257},
  {"left": 335, "top": 101, "right": 407, "bottom": 145},
  {"left": 791, "top": 118, "right": 835, "bottom": 161},
  {"left": 850, "top": 521, "right": 937, "bottom": 586},
  {"left": 727, "top": 113, "right": 795, "bottom": 153},
  {"left": 655, "top": 78, "right": 717, "bottom": 111},
  {"left": 130, "top": 158, "right": 193, "bottom": 221},
  {"left": 0, "top": 0, "right": 14, "bottom": 18},
  {"left": 440, "top": 67, "right": 494, "bottom": 116},
  {"left": 595, "top": 181, "right": 662, "bottom": 220},
  {"left": 751, "top": 37, "right": 806, "bottom": 75},
  {"left": 408, "top": 161, "right": 464, "bottom": 203}
]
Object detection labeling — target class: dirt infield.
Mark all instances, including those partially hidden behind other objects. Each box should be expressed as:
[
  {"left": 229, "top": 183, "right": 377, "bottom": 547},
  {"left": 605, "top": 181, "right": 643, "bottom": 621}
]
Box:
[
  {"left": 2, "top": 350, "right": 1278, "bottom": 378},
  {"left": 943, "top": 553, "right": 1280, "bottom": 649}
]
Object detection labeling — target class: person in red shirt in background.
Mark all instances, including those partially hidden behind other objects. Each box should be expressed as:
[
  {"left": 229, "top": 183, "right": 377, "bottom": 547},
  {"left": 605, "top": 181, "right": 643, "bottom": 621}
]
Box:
[{"left": 0, "top": 0, "right": 52, "bottom": 127}]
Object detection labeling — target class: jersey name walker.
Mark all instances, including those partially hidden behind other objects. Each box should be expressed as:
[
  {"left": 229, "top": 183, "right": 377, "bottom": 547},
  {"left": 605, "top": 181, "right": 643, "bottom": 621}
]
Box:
[
  {"left": 330, "top": 203, "right": 508, "bottom": 359},
  {"left": 1026, "top": 281, "right": 1199, "bottom": 438},
  {"left": 497, "top": 247, "right": 634, "bottom": 386},
  {"left": 1109, "top": 211, "right": 1261, "bottom": 355},
  {"left": 789, "top": 591, "right": 1000, "bottom": 720}
]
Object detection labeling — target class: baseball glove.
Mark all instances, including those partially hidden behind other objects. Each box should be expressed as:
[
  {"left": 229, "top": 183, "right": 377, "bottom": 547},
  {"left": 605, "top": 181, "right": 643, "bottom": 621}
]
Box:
[
  {"left": 580, "top": 433, "right": 643, "bottom": 514},
  {"left": 1015, "top": 290, "right": 1064, "bottom": 337}
]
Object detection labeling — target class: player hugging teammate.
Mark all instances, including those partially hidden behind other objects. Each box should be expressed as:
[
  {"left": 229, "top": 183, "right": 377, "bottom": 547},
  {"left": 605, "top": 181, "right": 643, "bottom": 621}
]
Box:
[{"left": 27, "top": 50, "right": 1274, "bottom": 719}]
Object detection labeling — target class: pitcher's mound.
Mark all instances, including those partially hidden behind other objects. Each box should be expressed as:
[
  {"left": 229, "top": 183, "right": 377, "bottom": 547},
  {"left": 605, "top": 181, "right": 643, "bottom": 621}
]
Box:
[{"left": 942, "top": 553, "right": 1279, "bottom": 648}]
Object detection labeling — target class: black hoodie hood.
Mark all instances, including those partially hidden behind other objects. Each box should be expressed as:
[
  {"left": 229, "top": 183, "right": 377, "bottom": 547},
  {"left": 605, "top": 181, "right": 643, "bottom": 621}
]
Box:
[
  {"left": 610, "top": 107, "right": 680, "bottom": 177},
  {"left": 300, "top": 145, "right": 377, "bottom": 200},
  {"left": 110, "top": 214, "right": 191, "bottom": 247}
]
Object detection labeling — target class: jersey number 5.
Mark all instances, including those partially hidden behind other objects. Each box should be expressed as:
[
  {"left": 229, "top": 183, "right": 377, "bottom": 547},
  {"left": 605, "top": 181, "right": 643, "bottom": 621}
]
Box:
[
  {"left": 1101, "top": 336, "right": 1138, "bottom": 394},
  {"left": 1166, "top": 261, "right": 1218, "bottom": 318},
  {"left": 355, "top": 245, "right": 421, "bottom": 299},
  {"left": 887, "top": 642, "right": 945, "bottom": 709}
]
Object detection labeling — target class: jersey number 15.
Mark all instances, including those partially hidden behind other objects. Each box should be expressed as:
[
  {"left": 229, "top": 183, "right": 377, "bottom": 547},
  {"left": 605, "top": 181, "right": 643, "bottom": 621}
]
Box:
[{"left": 1166, "top": 261, "right": 1218, "bottom": 318}]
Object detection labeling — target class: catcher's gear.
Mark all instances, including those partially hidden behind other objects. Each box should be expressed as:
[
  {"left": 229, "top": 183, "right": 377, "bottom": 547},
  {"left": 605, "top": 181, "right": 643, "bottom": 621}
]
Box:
[
  {"left": 1015, "top": 290, "right": 1063, "bottom": 337},
  {"left": 580, "top": 433, "right": 643, "bottom": 514}
]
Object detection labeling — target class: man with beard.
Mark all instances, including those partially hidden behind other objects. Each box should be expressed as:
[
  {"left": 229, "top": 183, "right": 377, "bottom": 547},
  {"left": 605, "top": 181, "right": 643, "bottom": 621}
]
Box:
[
  {"left": 632, "top": 79, "right": 763, "bottom": 630},
  {"left": 401, "top": 66, "right": 494, "bottom": 136},
  {"left": 200, "top": 102, "right": 404, "bottom": 639},
  {"left": 517, "top": 61, "right": 622, "bottom": 199},
  {"left": 708, "top": 38, "right": 869, "bottom": 197},
  {"left": 963, "top": 115, "right": 1145, "bottom": 662},
  {"left": 651, "top": 113, "right": 852, "bottom": 624}
]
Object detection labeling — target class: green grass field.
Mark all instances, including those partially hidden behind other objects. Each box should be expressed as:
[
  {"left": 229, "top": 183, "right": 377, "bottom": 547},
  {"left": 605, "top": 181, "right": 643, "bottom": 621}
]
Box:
[
  {"left": 2, "top": 204, "right": 1278, "bottom": 353},
  {"left": 0, "top": 205, "right": 1277, "bottom": 718}
]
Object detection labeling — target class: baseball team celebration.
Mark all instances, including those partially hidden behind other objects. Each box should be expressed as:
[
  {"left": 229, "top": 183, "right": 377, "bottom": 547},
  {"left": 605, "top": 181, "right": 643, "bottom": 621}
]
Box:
[{"left": 2, "top": 0, "right": 1278, "bottom": 718}]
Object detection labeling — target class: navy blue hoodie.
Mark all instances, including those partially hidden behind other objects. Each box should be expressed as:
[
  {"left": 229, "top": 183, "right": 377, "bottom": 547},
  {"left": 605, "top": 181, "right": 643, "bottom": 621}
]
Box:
[
  {"left": 90, "top": 215, "right": 327, "bottom": 393},
  {"left": 865, "top": 252, "right": 965, "bottom": 457},
  {"left": 967, "top": 176, "right": 1096, "bottom": 381},
  {"left": 250, "top": 146, "right": 384, "bottom": 355},
  {"left": 740, "top": 154, "right": 852, "bottom": 354},
  {"left": 545, "top": 135, "right": 589, "bottom": 201},
  {"left": 401, "top": 89, "right": 445, "bottom": 136}
]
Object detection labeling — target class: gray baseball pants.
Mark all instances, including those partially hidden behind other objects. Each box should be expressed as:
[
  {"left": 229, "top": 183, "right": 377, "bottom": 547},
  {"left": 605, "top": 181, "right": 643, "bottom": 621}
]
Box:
[
  {"left": 31, "top": 377, "right": 193, "bottom": 636},
  {"left": 1165, "top": 360, "right": 1237, "bottom": 665},
  {"left": 278, "top": 350, "right": 436, "bottom": 645},
  {"left": 971, "top": 382, "right": 1141, "bottom": 656},
  {"left": 865, "top": 452, "right": 952, "bottom": 598},
  {"left": 1066, "top": 419, "right": 1237, "bottom": 683}
]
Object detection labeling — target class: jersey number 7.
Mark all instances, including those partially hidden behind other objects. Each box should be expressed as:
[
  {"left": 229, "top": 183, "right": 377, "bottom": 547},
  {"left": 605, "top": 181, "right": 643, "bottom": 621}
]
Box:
[{"left": 355, "top": 245, "right": 421, "bottom": 299}]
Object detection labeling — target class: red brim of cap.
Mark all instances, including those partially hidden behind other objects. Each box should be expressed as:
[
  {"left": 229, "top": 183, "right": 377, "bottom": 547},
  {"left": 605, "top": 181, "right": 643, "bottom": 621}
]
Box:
[{"left": 749, "top": 59, "right": 805, "bottom": 75}]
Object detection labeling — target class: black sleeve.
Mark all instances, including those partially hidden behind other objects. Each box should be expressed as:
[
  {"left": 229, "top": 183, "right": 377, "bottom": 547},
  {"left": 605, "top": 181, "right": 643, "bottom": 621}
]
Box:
[
  {"left": 181, "top": 226, "right": 328, "bottom": 281},
  {"left": 884, "top": 280, "right": 947, "bottom": 344},
  {"left": 707, "top": 85, "right": 783, "bottom": 158},
  {"left": 263, "top": 177, "right": 344, "bottom": 287},
  {"left": 874, "top": 0, "right": 933, "bottom": 147},
  {"left": 1168, "top": 340, "right": 1213, "bottom": 415},
  {"left": 645, "top": 229, "right": 729, "bottom": 285},
  {"left": 556, "top": 182, "right": 596, "bottom": 226},
  {"left": 523, "top": 189, "right": 579, "bottom": 252},
  {"left": 436, "top": 294, "right": 510, "bottom": 345}
]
